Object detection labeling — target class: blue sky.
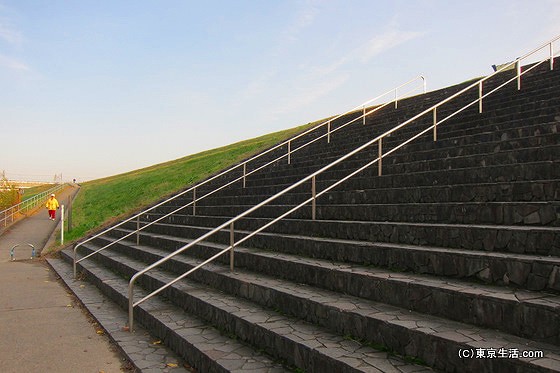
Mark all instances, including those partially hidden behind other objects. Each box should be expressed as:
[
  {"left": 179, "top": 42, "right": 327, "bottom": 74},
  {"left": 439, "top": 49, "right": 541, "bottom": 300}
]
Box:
[{"left": 2, "top": 0, "right": 560, "bottom": 182}]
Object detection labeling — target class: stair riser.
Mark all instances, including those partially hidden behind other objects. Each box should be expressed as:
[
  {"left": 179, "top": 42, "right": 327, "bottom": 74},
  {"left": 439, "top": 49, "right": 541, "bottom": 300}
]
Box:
[
  {"left": 167, "top": 201, "right": 560, "bottom": 227},
  {"left": 177, "top": 180, "right": 560, "bottom": 208},
  {"left": 111, "top": 225, "right": 560, "bottom": 292},
  {"left": 73, "top": 244, "right": 546, "bottom": 373},
  {"left": 129, "top": 216, "right": 560, "bottom": 257},
  {"left": 70, "top": 256, "right": 233, "bottom": 373},
  {"left": 73, "top": 246, "right": 386, "bottom": 373},
  {"left": 101, "top": 231, "right": 560, "bottom": 347}
]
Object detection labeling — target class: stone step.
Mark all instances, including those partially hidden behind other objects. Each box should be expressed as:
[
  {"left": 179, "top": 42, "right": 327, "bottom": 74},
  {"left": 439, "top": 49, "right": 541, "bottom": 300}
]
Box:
[
  {"left": 239, "top": 160, "right": 560, "bottom": 193},
  {"left": 103, "top": 230, "right": 560, "bottom": 345},
  {"left": 288, "top": 94, "right": 560, "bottom": 153},
  {"left": 219, "top": 120, "right": 560, "bottom": 190},
  {"left": 184, "top": 179, "right": 560, "bottom": 208},
  {"left": 187, "top": 159, "right": 560, "bottom": 214},
  {"left": 75, "top": 236, "right": 560, "bottom": 373},
  {"left": 46, "top": 257, "right": 193, "bottom": 373},
  {"left": 284, "top": 129, "right": 560, "bottom": 172},
  {"left": 115, "top": 224, "right": 560, "bottom": 292},
  {"left": 160, "top": 200, "right": 560, "bottom": 227},
  {"left": 59, "top": 252, "right": 293, "bottom": 373},
  {"left": 67, "top": 246, "right": 433, "bottom": 373},
  {"left": 241, "top": 142, "right": 560, "bottom": 189},
  {"left": 128, "top": 214, "right": 560, "bottom": 257},
  {"left": 190, "top": 104, "right": 557, "bottom": 199}
]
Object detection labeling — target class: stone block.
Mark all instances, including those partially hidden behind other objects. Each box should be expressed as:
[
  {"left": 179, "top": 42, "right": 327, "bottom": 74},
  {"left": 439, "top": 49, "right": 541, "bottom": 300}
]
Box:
[
  {"left": 505, "top": 261, "right": 531, "bottom": 286},
  {"left": 548, "top": 266, "right": 560, "bottom": 291}
]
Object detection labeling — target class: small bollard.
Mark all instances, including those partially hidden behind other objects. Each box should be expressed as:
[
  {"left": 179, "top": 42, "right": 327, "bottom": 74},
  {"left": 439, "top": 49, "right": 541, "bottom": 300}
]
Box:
[{"left": 10, "top": 244, "right": 36, "bottom": 261}]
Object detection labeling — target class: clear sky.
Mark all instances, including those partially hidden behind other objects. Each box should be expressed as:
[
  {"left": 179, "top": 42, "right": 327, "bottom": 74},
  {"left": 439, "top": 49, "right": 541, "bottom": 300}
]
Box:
[{"left": 2, "top": 0, "right": 560, "bottom": 182}]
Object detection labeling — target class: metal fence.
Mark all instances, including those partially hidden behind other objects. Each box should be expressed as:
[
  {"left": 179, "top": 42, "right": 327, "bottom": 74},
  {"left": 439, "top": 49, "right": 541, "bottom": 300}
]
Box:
[{"left": 0, "top": 183, "right": 67, "bottom": 229}]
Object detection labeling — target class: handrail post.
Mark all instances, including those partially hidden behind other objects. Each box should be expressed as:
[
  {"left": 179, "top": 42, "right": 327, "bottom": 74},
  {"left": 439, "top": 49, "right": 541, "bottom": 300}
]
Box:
[
  {"left": 136, "top": 215, "right": 140, "bottom": 245},
  {"left": 230, "top": 222, "right": 235, "bottom": 271},
  {"left": 73, "top": 245, "right": 77, "bottom": 278},
  {"left": 311, "top": 176, "right": 316, "bottom": 220},
  {"left": 433, "top": 107, "right": 438, "bottom": 141},
  {"left": 378, "top": 138, "right": 383, "bottom": 176},
  {"left": 287, "top": 141, "right": 291, "bottom": 164},
  {"left": 516, "top": 59, "right": 521, "bottom": 90},
  {"left": 61, "top": 205, "right": 64, "bottom": 245},
  {"left": 550, "top": 42, "right": 555, "bottom": 70},
  {"left": 243, "top": 163, "right": 247, "bottom": 188},
  {"left": 478, "top": 81, "right": 483, "bottom": 113},
  {"left": 327, "top": 121, "right": 331, "bottom": 143},
  {"left": 128, "top": 278, "right": 136, "bottom": 332},
  {"left": 192, "top": 187, "right": 196, "bottom": 216},
  {"left": 394, "top": 88, "right": 398, "bottom": 109}
]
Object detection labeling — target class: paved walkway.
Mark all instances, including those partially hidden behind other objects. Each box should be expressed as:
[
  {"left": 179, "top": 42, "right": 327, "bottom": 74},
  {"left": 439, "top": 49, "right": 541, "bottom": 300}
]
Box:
[{"left": 0, "top": 185, "right": 131, "bottom": 373}]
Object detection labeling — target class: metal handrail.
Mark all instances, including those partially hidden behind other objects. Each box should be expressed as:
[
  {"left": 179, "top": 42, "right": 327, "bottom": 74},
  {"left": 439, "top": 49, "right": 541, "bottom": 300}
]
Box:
[
  {"left": 73, "top": 76, "right": 427, "bottom": 277},
  {"left": 124, "top": 35, "right": 560, "bottom": 331},
  {"left": 1, "top": 183, "right": 66, "bottom": 228}
]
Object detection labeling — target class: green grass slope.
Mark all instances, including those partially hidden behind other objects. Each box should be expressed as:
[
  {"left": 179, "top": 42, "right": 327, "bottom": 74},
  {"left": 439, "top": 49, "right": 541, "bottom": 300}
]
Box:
[{"left": 66, "top": 122, "right": 317, "bottom": 242}]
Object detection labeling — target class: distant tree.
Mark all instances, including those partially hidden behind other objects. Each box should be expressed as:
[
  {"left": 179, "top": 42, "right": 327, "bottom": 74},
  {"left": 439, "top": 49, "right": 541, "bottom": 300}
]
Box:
[{"left": 0, "top": 174, "right": 18, "bottom": 210}]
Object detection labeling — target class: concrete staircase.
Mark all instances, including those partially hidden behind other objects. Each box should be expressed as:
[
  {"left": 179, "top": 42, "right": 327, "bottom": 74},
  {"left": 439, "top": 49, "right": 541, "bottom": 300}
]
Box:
[{"left": 49, "top": 59, "right": 560, "bottom": 372}]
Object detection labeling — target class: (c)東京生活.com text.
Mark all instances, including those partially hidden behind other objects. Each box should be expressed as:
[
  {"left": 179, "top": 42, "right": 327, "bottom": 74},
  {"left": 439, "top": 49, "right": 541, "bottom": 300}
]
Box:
[{"left": 458, "top": 347, "right": 544, "bottom": 359}]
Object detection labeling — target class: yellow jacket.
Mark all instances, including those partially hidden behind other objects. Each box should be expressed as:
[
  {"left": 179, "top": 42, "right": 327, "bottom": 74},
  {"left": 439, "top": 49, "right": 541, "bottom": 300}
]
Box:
[{"left": 46, "top": 197, "right": 59, "bottom": 210}]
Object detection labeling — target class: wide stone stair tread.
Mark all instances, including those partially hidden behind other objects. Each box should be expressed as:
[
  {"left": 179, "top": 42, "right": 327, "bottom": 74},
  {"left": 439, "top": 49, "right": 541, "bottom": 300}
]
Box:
[
  {"left": 188, "top": 179, "right": 560, "bottom": 205},
  {"left": 146, "top": 214, "right": 560, "bottom": 234},
  {"left": 47, "top": 257, "right": 195, "bottom": 373},
  {"left": 274, "top": 137, "right": 558, "bottom": 179},
  {"left": 94, "top": 230, "right": 560, "bottom": 343},
  {"left": 66, "top": 247, "right": 433, "bottom": 373},
  {"left": 113, "top": 225, "right": 560, "bottom": 293},
  {"left": 236, "top": 160, "right": 560, "bottom": 193},
  {"left": 56, "top": 253, "right": 293, "bottom": 373},
  {"left": 132, "top": 215, "right": 560, "bottom": 257},
  {"left": 73, "top": 240, "right": 560, "bottom": 372},
  {"left": 187, "top": 201, "right": 560, "bottom": 226}
]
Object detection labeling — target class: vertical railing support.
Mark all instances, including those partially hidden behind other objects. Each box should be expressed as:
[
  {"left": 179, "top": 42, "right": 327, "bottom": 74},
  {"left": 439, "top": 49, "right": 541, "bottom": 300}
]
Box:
[
  {"left": 478, "top": 81, "right": 483, "bottom": 113},
  {"left": 243, "top": 163, "right": 247, "bottom": 188},
  {"left": 327, "top": 121, "right": 331, "bottom": 143},
  {"left": 311, "top": 176, "right": 316, "bottom": 220},
  {"left": 136, "top": 215, "right": 140, "bottom": 245},
  {"left": 192, "top": 187, "right": 197, "bottom": 216},
  {"left": 229, "top": 222, "right": 235, "bottom": 271},
  {"left": 550, "top": 42, "right": 555, "bottom": 70},
  {"left": 516, "top": 60, "right": 521, "bottom": 90},
  {"left": 128, "top": 280, "right": 135, "bottom": 332},
  {"left": 287, "top": 141, "right": 291, "bottom": 164},
  {"left": 61, "top": 205, "right": 65, "bottom": 245},
  {"left": 378, "top": 138, "right": 383, "bottom": 176},
  {"left": 394, "top": 88, "right": 398, "bottom": 109},
  {"left": 433, "top": 107, "right": 438, "bottom": 141}
]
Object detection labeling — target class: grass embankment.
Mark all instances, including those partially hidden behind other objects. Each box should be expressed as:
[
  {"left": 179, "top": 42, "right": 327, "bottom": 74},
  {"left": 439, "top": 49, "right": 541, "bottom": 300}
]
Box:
[{"left": 65, "top": 122, "right": 317, "bottom": 243}]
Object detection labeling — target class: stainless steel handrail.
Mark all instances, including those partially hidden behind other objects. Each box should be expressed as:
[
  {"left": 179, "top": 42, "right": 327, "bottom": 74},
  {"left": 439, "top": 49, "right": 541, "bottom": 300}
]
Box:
[
  {"left": 73, "top": 76, "right": 427, "bottom": 277},
  {"left": 1, "top": 183, "right": 66, "bottom": 228},
  {"left": 124, "top": 35, "right": 560, "bottom": 331}
]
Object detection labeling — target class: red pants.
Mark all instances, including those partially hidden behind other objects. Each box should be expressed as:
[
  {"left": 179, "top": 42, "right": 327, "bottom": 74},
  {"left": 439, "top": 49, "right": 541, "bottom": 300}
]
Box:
[{"left": 48, "top": 210, "right": 56, "bottom": 219}]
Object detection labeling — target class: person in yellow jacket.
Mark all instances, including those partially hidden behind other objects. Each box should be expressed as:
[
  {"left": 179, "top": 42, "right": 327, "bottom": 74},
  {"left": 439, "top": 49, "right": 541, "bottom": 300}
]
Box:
[{"left": 46, "top": 194, "right": 59, "bottom": 220}]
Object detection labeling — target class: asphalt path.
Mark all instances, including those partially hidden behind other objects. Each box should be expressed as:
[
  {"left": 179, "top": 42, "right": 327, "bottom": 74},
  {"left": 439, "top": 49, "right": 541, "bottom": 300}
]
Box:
[{"left": 0, "top": 185, "right": 131, "bottom": 373}]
